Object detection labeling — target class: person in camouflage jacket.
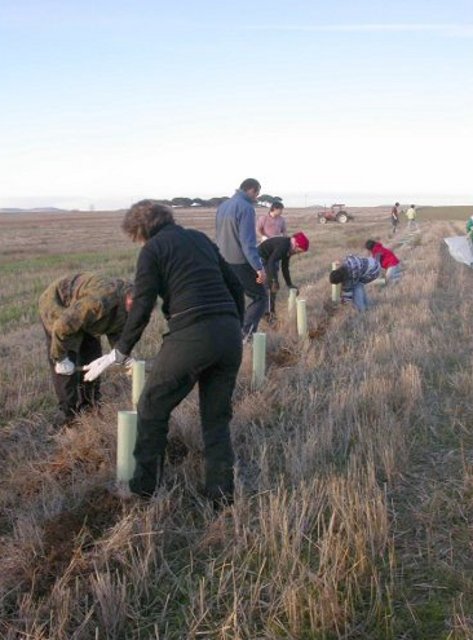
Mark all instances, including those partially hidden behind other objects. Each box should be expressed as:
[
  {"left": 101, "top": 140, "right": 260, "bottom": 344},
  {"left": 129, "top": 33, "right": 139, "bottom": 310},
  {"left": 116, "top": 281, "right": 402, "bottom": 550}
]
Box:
[
  {"left": 39, "top": 272, "right": 133, "bottom": 424},
  {"left": 329, "top": 255, "right": 380, "bottom": 311}
]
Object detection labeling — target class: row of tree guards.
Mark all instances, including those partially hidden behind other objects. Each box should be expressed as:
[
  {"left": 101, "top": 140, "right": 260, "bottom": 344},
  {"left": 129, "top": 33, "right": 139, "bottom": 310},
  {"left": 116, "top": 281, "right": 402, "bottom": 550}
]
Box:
[{"left": 116, "top": 263, "right": 342, "bottom": 483}]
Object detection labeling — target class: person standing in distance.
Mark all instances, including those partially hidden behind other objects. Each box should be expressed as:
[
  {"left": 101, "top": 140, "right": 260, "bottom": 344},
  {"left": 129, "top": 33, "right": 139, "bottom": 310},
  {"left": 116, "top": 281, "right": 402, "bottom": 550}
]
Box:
[
  {"left": 216, "top": 178, "right": 267, "bottom": 341},
  {"left": 405, "top": 204, "right": 419, "bottom": 232},
  {"left": 256, "top": 201, "right": 287, "bottom": 243},
  {"left": 84, "top": 201, "right": 245, "bottom": 505},
  {"left": 390, "top": 202, "right": 401, "bottom": 236}
]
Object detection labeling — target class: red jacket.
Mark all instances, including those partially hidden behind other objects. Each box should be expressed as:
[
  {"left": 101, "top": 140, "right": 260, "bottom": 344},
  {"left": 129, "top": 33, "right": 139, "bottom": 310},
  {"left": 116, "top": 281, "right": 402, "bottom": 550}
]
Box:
[{"left": 371, "top": 243, "right": 399, "bottom": 268}]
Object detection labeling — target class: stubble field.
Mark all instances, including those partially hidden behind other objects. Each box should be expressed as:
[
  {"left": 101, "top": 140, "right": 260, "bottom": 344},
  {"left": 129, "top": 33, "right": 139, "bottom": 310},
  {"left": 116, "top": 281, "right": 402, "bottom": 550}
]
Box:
[{"left": 1, "top": 206, "right": 472, "bottom": 639}]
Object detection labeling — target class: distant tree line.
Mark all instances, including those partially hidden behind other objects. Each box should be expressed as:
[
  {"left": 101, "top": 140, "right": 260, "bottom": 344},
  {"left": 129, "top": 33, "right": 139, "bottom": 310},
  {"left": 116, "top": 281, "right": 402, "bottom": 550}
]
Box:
[
  {"left": 155, "top": 194, "right": 283, "bottom": 208},
  {"left": 155, "top": 197, "right": 229, "bottom": 208},
  {"left": 257, "top": 194, "right": 283, "bottom": 207}
]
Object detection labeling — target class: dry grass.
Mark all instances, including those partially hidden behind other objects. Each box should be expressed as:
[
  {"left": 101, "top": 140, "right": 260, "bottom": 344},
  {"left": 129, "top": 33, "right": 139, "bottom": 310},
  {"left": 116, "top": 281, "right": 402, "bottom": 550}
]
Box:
[{"left": 1, "top": 209, "right": 473, "bottom": 638}]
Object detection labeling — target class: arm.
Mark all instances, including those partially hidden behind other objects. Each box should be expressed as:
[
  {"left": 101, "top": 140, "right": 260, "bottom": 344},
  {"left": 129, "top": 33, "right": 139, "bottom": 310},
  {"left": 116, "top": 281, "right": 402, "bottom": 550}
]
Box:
[
  {"left": 281, "top": 255, "right": 294, "bottom": 288},
  {"left": 115, "top": 246, "right": 160, "bottom": 356},
  {"left": 238, "top": 205, "right": 263, "bottom": 271},
  {"left": 281, "top": 218, "right": 288, "bottom": 236},
  {"left": 50, "top": 298, "right": 104, "bottom": 361}
]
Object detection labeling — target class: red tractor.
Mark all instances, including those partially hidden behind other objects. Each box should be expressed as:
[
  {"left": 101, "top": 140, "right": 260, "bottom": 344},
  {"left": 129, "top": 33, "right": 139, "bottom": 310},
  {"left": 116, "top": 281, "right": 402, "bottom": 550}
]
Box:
[{"left": 317, "top": 204, "right": 353, "bottom": 224}]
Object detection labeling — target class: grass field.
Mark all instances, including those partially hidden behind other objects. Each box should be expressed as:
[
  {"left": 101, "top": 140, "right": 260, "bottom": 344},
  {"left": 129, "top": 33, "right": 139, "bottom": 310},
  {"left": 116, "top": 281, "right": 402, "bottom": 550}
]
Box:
[{"left": 1, "top": 207, "right": 473, "bottom": 639}]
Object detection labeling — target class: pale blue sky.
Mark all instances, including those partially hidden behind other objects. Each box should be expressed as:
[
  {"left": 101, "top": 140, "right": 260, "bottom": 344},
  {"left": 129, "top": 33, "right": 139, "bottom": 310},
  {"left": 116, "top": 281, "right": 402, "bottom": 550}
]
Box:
[{"left": 1, "top": 0, "right": 472, "bottom": 207}]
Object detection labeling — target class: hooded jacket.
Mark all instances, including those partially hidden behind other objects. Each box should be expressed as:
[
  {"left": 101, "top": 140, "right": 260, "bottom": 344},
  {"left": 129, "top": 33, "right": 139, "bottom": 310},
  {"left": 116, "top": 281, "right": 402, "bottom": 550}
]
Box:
[{"left": 39, "top": 273, "right": 131, "bottom": 361}]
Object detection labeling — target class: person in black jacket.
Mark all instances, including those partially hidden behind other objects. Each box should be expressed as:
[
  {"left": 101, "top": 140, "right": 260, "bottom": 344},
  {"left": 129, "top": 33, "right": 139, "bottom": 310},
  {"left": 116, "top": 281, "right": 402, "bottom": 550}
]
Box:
[
  {"left": 84, "top": 200, "right": 245, "bottom": 504},
  {"left": 258, "top": 232, "right": 310, "bottom": 319}
]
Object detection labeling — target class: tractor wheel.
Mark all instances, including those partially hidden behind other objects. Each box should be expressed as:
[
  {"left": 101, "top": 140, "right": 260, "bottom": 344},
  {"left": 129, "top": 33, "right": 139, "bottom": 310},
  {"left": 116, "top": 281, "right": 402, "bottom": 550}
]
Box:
[
  {"left": 336, "top": 212, "right": 348, "bottom": 224},
  {"left": 319, "top": 216, "right": 327, "bottom": 224}
]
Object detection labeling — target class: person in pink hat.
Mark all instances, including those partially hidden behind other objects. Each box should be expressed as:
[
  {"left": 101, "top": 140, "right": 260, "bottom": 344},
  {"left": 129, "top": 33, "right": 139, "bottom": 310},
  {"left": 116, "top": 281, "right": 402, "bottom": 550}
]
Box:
[{"left": 258, "top": 232, "right": 309, "bottom": 321}]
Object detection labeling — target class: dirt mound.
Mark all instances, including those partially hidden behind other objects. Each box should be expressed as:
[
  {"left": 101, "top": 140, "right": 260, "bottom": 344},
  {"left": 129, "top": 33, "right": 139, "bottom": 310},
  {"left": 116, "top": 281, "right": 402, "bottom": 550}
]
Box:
[{"left": 32, "top": 487, "right": 124, "bottom": 599}]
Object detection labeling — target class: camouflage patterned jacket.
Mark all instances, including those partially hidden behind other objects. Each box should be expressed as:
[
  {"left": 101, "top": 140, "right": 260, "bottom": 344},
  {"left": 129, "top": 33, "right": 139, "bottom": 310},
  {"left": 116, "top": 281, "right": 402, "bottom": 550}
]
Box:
[{"left": 39, "top": 272, "right": 132, "bottom": 361}]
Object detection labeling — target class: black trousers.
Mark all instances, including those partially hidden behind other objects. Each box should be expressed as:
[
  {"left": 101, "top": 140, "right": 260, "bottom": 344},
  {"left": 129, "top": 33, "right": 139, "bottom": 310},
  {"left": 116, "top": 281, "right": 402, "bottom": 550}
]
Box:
[
  {"left": 43, "top": 327, "right": 102, "bottom": 417},
  {"left": 229, "top": 263, "right": 267, "bottom": 337},
  {"left": 129, "top": 314, "right": 243, "bottom": 499}
]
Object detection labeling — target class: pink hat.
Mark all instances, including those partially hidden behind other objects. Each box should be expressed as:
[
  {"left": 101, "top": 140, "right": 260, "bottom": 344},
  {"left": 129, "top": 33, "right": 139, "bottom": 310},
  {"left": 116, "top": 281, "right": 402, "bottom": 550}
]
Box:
[{"left": 292, "top": 232, "right": 309, "bottom": 252}]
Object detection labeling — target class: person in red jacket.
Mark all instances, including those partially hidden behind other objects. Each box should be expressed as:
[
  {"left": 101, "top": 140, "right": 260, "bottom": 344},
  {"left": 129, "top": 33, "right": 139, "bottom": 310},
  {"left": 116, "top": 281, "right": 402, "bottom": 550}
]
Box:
[{"left": 365, "top": 239, "right": 401, "bottom": 283}]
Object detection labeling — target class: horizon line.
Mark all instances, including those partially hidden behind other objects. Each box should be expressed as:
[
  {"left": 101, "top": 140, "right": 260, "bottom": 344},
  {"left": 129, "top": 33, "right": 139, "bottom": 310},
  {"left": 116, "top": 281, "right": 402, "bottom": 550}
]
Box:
[{"left": 245, "top": 23, "right": 473, "bottom": 36}]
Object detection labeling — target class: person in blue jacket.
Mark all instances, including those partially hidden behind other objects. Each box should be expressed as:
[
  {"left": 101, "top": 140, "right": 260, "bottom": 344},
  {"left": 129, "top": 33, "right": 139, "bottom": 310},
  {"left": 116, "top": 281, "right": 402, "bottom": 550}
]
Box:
[{"left": 216, "top": 178, "right": 267, "bottom": 341}]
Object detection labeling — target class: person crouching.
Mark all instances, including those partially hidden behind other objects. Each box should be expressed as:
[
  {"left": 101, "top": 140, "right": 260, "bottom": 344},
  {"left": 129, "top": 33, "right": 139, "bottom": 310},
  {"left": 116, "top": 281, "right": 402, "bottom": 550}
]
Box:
[
  {"left": 329, "top": 255, "right": 380, "bottom": 311},
  {"left": 365, "top": 239, "right": 402, "bottom": 283}
]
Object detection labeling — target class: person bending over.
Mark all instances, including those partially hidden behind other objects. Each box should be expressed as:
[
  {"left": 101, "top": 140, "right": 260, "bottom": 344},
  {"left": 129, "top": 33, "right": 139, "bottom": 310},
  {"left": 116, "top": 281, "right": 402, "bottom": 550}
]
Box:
[
  {"left": 258, "top": 232, "right": 309, "bottom": 319},
  {"left": 39, "top": 273, "right": 133, "bottom": 426},
  {"left": 365, "top": 239, "right": 402, "bottom": 283},
  {"left": 329, "top": 255, "right": 380, "bottom": 311},
  {"left": 84, "top": 201, "right": 245, "bottom": 505}
]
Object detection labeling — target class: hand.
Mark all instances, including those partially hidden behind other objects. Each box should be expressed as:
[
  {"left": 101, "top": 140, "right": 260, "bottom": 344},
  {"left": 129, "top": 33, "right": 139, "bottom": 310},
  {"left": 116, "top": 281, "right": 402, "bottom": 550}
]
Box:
[
  {"left": 256, "top": 269, "right": 266, "bottom": 284},
  {"left": 54, "top": 357, "right": 75, "bottom": 376},
  {"left": 125, "top": 358, "right": 136, "bottom": 376},
  {"left": 83, "top": 348, "right": 131, "bottom": 382}
]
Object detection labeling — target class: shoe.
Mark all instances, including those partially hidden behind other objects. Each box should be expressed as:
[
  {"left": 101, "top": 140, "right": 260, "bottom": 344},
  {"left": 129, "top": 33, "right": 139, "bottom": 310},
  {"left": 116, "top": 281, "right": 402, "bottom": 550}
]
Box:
[{"left": 50, "top": 409, "right": 75, "bottom": 429}]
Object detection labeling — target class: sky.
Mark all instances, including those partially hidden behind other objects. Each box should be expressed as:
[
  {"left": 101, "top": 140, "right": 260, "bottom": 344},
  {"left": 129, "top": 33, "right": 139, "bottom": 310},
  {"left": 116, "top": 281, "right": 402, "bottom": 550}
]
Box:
[{"left": 0, "top": 0, "right": 472, "bottom": 208}]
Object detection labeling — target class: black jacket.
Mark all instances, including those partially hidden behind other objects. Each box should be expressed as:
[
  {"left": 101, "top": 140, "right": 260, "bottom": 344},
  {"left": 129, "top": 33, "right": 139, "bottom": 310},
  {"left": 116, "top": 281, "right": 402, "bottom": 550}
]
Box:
[
  {"left": 117, "top": 224, "right": 244, "bottom": 355},
  {"left": 258, "top": 237, "right": 294, "bottom": 288}
]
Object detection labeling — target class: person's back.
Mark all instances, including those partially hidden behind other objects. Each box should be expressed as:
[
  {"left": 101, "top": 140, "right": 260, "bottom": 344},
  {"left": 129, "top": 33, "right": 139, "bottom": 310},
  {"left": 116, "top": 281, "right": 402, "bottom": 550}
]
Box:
[
  {"left": 406, "top": 205, "right": 416, "bottom": 220},
  {"left": 39, "top": 272, "right": 131, "bottom": 360},
  {"left": 39, "top": 272, "right": 132, "bottom": 425},
  {"left": 88, "top": 199, "right": 245, "bottom": 504},
  {"left": 216, "top": 189, "right": 261, "bottom": 268},
  {"left": 258, "top": 236, "right": 291, "bottom": 263},
  {"left": 344, "top": 255, "right": 381, "bottom": 285},
  {"left": 134, "top": 224, "right": 241, "bottom": 331},
  {"left": 365, "top": 240, "right": 401, "bottom": 283},
  {"left": 330, "top": 255, "right": 380, "bottom": 311},
  {"left": 370, "top": 242, "right": 399, "bottom": 269}
]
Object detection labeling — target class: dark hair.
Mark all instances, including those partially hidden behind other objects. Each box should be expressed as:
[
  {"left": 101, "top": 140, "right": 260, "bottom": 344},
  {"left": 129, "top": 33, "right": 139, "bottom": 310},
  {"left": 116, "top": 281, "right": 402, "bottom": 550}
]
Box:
[
  {"left": 239, "top": 178, "right": 261, "bottom": 192},
  {"left": 395, "top": 202, "right": 400, "bottom": 206},
  {"left": 122, "top": 199, "right": 175, "bottom": 241},
  {"left": 270, "top": 201, "right": 284, "bottom": 211},
  {"left": 365, "top": 239, "right": 376, "bottom": 251},
  {"left": 329, "top": 266, "right": 348, "bottom": 285},
  {"left": 410, "top": 204, "right": 415, "bottom": 208}
]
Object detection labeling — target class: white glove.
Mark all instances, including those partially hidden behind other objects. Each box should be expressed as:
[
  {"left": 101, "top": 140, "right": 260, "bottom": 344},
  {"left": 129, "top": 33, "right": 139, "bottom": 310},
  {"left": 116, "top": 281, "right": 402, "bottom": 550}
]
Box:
[
  {"left": 83, "top": 348, "right": 131, "bottom": 382},
  {"left": 54, "top": 357, "right": 75, "bottom": 376}
]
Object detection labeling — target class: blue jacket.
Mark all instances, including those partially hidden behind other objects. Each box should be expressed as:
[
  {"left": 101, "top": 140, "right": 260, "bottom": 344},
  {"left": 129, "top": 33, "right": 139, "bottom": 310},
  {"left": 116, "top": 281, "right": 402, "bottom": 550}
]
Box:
[{"left": 215, "top": 190, "right": 263, "bottom": 271}]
